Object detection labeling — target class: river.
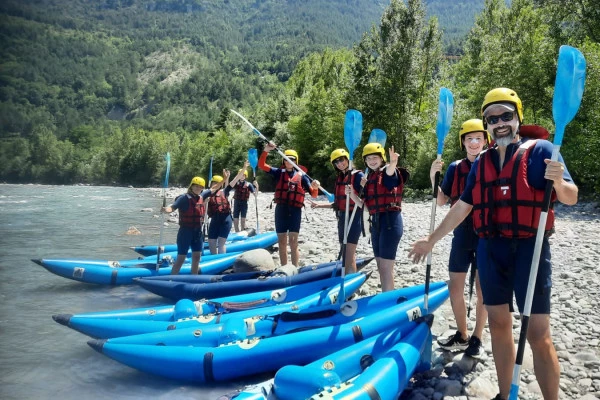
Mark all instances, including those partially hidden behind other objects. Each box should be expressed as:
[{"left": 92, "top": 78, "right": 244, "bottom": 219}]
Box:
[{"left": 0, "top": 184, "right": 267, "bottom": 400}]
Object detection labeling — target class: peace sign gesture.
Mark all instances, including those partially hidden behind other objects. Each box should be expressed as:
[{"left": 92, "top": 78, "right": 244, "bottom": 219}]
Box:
[{"left": 388, "top": 145, "right": 399, "bottom": 166}]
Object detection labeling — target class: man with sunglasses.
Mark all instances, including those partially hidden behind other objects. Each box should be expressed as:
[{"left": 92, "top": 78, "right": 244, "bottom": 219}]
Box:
[{"left": 409, "top": 88, "right": 578, "bottom": 400}]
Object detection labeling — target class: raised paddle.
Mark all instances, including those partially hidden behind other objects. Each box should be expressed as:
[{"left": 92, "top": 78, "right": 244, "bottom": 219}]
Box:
[
  {"left": 338, "top": 109, "right": 363, "bottom": 304},
  {"left": 509, "top": 45, "right": 586, "bottom": 400},
  {"left": 425, "top": 87, "right": 454, "bottom": 313},
  {"left": 156, "top": 152, "right": 171, "bottom": 270},
  {"left": 231, "top": 109, "right": 336, "bottom": 202},
  {"left": 248, "top": 148, "right": 260, "bottom": 233}
]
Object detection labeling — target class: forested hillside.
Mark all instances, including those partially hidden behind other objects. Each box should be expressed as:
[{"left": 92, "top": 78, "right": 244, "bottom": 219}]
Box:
[{"left": 1, "top": 0, "right": 598, "bottom": 198}]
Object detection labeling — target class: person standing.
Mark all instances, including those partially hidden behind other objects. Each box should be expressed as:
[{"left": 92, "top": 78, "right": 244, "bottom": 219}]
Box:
[
  {"left": 162, "top": 176, "right": 212, "bottom": 275},
  {"left": 350, "top": 143, "right": 409, "bottom": 292},
  {"left": 258, "top": 143, "right": 318, "bottom": 267},
  {"left": 409, "top": 88, "right": 578, "bottom": 400},
  {"left": 430, "top": 119, "right": 489, "bottom": 358},
  {"left": 232, "top": 162, "right": 258, "bottom": 232},
  {"left": 309, "top": 149, "right": 364, "bottom": 274}
]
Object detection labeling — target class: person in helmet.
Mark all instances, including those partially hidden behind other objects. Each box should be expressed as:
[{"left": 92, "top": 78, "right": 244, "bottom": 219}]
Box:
[
  {"left": 349, "top": 143, "right": 409, "bottom": 292},
  {"left": 410, "top": 88, "right": 578, "bottom": 400},
  {"left": 232, "top": 161, "right": 259, "bottom": 232},
  {"left": 429, "top": 119, "right": 489, "bottom": 359},
  {"left": 259, "top": 142, "right": 319, "bottom": 267},
  {"left": 308, "top": 148, "right": 365, "bottom": 274},
  {"left": 206, "top": 167, "right": 249, "bottom": 254},
  {"left": 162, "top": 176, "right": 214, "bottom": 274}
]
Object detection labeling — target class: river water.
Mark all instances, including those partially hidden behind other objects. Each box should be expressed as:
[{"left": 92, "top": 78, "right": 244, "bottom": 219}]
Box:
[{"left": 0, "top": 184, "right": 268, "bottom": 400}]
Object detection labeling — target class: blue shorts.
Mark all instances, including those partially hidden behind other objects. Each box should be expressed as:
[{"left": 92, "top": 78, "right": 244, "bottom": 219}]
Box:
[
  {"left": 448, "top": 222, "right": 478, "bottom": 273},
  {"left": 370, "top": 211, "right": 403, "bottom": 260},
  {"left": 176, "top": 227, "right": 204, "bottom": 255},
  {"left": 477, "top": 237, "right": 552, "bottom": 314},
  {"left": 208, "top": 213, "right": 233, "bottom": 239},
  {"left": 337, "top": 209, "right": 362, "bottom": 245},
  {"left": 233, "top": 200, "right": 249, "bottom": 218},
  {"left": 274, "top": 204, "right": 302, "bottom": 233}
]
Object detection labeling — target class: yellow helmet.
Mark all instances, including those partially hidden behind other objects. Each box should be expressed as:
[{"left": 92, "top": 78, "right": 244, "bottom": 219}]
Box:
[
  {"left": 284, "top": 149, "right": 299, "bottom": 164},
  {"left": 239, "top": 169, "right": 249, "bottom": 178},
  {"left": 189, "top": 176, "right": 206, "bottom": 189},
  {"left": 211, "top": 175, "right": 224, "bottom": 184},
  {"left": 458, "top": 119, "right": 490, "bottom": 150},
  {"left": 481, "top": 88, "right": 523, "bottom": 125},
  {"left": 330, "top": 148, "right": 349, "bottom": 164},
  {"left": 362, "top": 142, "right": 386, "bottom": 162}
]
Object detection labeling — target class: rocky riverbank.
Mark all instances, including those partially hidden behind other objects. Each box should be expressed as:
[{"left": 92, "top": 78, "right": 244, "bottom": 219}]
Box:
[{"left": 161, "top": 188, "right": 600, "bottom": 399}]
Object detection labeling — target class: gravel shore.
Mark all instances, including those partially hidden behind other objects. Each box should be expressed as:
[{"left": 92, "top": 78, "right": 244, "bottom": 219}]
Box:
[{"left": 245, "top": 191, "right": 600, "bottom": 400}]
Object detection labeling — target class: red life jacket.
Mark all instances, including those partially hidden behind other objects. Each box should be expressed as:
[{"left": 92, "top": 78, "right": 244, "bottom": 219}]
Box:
[
  {"left": 274, "top": 171, "right": 305, "bottom": 208},
  {"left": 472, "top": 140, "right": 556, "bottom": 238},
  {"left": 178, "top": 194, "right": 205, "bottom": 228},
  {"left": 334, "top": 170, "right": 359, "bottom": 212},
  {"left": 363, "top": 168, "right": 404, "bottom": 215},
  {"left": 449, "top": 158, "right": 472, "bottom": 206},
  {"left": 207, "top": 190, "right": 231, "bottom": 218},
  {"left": 233, "top": 181, "right": 251, "bottom": 201}
]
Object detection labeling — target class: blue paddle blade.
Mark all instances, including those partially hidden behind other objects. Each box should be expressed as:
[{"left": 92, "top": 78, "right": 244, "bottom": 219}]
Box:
[
  {"left": 344, "top": 109, "right": 363, "bottom": 161},
  {"left": 248, "top": 148, "right": 258, "bottom": 177},
  {"left": 436, "top": 87, "right": 454, "bottom": 155},
  {"left": 552, "top": 45, "right": 586, "bottom": 146},
  {"left": 368, "top": 129, "right": 387, "bottom": 147},
  {"left": 208, "top": 156, "right": 214, "bottom": 182},
  {"left": 324, "top": 190, "right": 335, "bottom": 203},
  {"left": 163, "top": 153, "right": 170, "bottom": 188}
]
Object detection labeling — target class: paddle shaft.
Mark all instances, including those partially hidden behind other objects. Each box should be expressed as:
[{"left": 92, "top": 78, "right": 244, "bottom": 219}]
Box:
[
  {"left": 424, "top": 155, "right": 442, "bottom": 312},
  {"left": 509, "top": 146, "right": 559, "bottom": 399}
]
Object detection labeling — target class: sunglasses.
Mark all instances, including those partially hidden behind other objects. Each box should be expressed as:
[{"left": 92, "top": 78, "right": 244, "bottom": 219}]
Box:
[
  {"left": 485, "top": 111, "right": 514, "bottom": 125},
  {"left": 333, "top": 157, "right": 346, "bottom": 164}
]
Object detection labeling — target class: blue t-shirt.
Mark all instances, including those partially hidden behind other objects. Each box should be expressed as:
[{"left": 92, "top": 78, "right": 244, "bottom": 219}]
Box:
[
  {"left": 460, "top": 139, "right": 573, "bottom": 205},
  {"left": 440, "top": 159, "right": 473, "bottom": 199}
]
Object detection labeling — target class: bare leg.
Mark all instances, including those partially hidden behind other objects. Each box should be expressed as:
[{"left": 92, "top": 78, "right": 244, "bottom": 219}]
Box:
[
  {"left": 487, "top": 304, "right": 514, "bottom": 399},
  {"left": 190, "top": 251, "right": 201, "bottom": 275},
  {"left": 208, "top": 238, "right": 218, "bottom": 255},
  {"left": 344, "top": 243, "right": 358, "bottom": 274},
  {"left": 377, "top": 257, "right": 395, "bottom": 292},
  {"left": 277, "top": 233, "right": 288, "bottom": 266},
  {"left": 170, "top": 254, "right": 188, "bottom": 275},
  {"left": 527, "top": 314, "right": 559, "bottom": 400},
  {"left": 473, "top": 272, "right": 488, "bottom": 339},
  {"left": 233, "top": 218, "right": 240, "bottom": 232},
  {"left": 448, "top": 271, "right": 469, "bottom": 340},
  {"left": 217, "top": 237, "right": 227, "bottom": 254},
  {"left": 288, "top": 232, "right": 299, "bottom": 267},
  {"left": 241, "top": 217, "right": 247, "bottom": 230}
]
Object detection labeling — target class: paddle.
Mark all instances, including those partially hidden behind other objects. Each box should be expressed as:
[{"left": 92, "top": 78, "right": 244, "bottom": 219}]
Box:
[
  {"left": 230, "top": 109, "right": 336, "bottom": 202},
  {"left": 156, "top": 152, "right": 171, "bottom": 270},
  {"left": 509, "top": 45, "right": 586, "bottom": 400},
  {"left": 338, "top": 109, "right": 363, "bottom": 304},
  {"left": 467, "top": 262, "right": 475, "bottom": 317},
  {"left": 248, "top": 148, "right": 260, "bottom": 233},
  {"left": 425, "top": 87, "right": 454, "bottom": 313}
]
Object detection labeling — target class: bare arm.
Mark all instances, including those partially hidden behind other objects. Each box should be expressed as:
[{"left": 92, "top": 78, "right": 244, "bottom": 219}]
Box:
[{"left": 408, "top": 200, "right": 472, "bottom": 263}]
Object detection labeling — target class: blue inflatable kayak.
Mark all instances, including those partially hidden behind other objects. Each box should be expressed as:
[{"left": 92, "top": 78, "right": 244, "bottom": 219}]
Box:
[
  {"left": 53, "top": 273, "right": 374, "bottom": 339},
  {"left": 134, "top": 258, "right": 375, "bottom": 300},
  {"left": 274, "top": 315, "right": 433, "bottom": 399},
  {"left": 132, "top": 230, "right": 256, "bottom": 256},
  {"left": 94, "top": 281, "right": 444, "bottom": 347},
  {"left": 32, "top": 252, "right": 242, "bottom": 285},
  {"left": 87, "top": 285, "right": 449, "bottom": 382}
]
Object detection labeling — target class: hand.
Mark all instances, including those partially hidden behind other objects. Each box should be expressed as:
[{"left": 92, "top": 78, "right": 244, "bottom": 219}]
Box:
[
  {"left": 223, "top": 169, "right": 231, "bottom": 179},
  {"left": 310, "top": 180, "right": 320, "bottom": 190},
  {"left": 544, "top": 159, "right": 565, "bottom": 183},
  {"left": 244, "top": 160, "right": 250, "bottom": 169},
  {"left": 345, "top": 185, "right": 352, "bottom": 195},
  {"left": 430, "top": 159, "right": 443, "bottom": 186},
  {"left": 388, "top": 145, "right": 399, "bottom": 165},
  {"left": 408, "top": 237, "right": 433, "bottom": 264},
  {"left": 360, "top": 176, "right": 367, "bottom": 187},
  {"left": 162, "top": 206, "right": 173, "bottom": 213},
  {"left": 306, "top": 199, "right": 318, "bottom": 208},
  {"left": 264, "top": 142, "right": 276, "bottom": 152}
]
